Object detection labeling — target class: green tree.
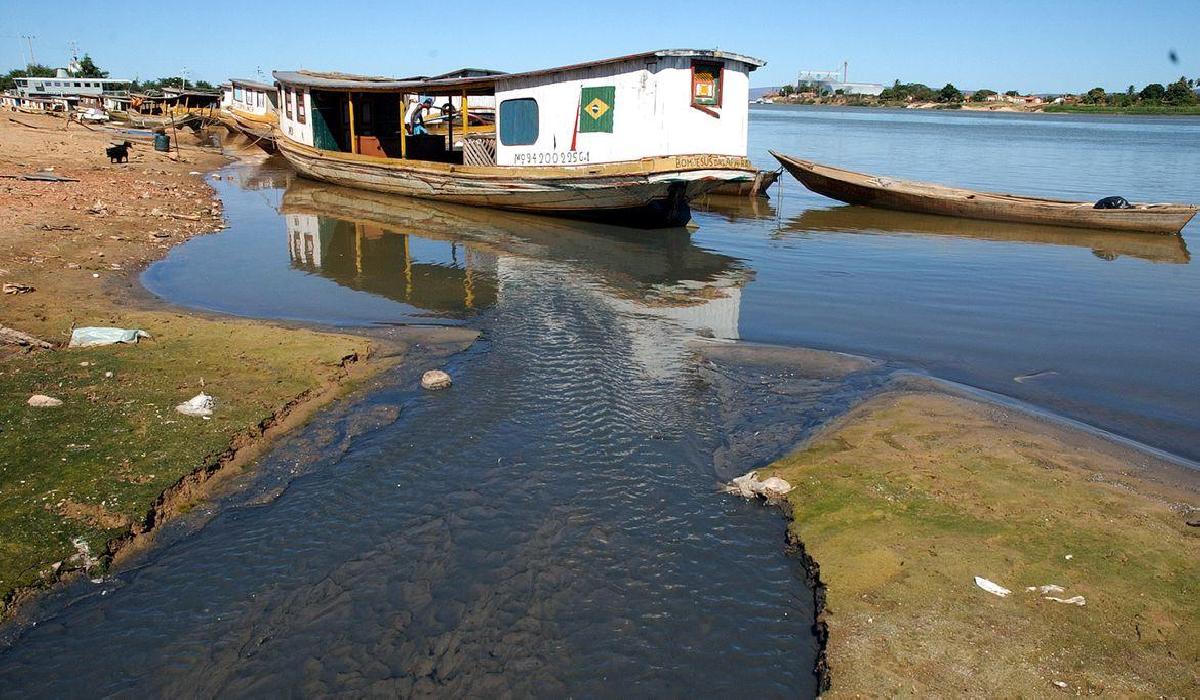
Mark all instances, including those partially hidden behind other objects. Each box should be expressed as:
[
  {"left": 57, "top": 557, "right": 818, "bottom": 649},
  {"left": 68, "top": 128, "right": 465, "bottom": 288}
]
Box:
[
  {"left": 971, "top": 88, "right": 997, "bottom": 102},
  {"left": 1139, "top": 83, "right": 1166, "bottom": 101},
  {"left": 779, "top": 84, "right": 795, "bottom": 97},
  {"left": 1004, "top": 90, "right": 1020, "bottom": 97},
  {"left": 1083, "top": 87, "right": 1107, "bottom": 104},
  {"left": 1164, "top": 78, "right": 1197, "bottom": 105},
  {"left": 937, "top": 83, "right": 963, "bottom": 103},
  {"left": 76, "top": 54, "right": 108, "bottom": 78},
  {"left": 1, "top": 63, "right": 56, "bottom": 91}
]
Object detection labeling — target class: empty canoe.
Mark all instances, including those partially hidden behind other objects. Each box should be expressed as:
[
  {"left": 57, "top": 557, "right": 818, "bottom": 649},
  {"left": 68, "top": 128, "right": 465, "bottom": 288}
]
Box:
[{"left": 771, "top": 152, "right": 1197, "bottom": 234}]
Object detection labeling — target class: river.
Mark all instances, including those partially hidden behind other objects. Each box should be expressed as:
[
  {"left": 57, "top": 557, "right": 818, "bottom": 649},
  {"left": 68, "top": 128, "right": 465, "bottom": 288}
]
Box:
[{"left": 1, "top": 105, "right": 1197, "bottom": 695}]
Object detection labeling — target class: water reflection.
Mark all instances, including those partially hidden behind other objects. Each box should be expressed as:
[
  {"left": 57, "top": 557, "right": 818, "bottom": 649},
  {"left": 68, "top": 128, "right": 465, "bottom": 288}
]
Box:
[
  {"left": 283, "top": 207, "right": 499, "bottom": 315},
  {"left": 280, "top": 179, "right": 751, "bottom": 341},
  {"left": 784, "top": 205, "right": 1190, "bottom": 264}
]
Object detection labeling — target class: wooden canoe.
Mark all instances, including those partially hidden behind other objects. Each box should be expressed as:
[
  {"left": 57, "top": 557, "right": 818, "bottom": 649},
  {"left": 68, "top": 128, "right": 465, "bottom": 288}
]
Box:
[
  {"left": 276, "top": 133, "right": 757, "bottom": 228},
  {"left": 772, "top": 152, "right": 1198, "bottom": 234}
]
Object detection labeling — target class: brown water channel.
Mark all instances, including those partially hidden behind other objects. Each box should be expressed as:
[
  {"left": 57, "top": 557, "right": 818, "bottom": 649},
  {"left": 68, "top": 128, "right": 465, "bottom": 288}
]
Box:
[{"left": 2, "top": 108, "right": 1200, "bottom": 695}]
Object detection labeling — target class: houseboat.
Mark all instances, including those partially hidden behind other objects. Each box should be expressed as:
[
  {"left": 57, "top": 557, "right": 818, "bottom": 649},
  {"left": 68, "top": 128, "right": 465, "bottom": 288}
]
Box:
[
  {"left": 272, "top": 49, "right": 765, "bottom": 227},
  {"left": 221, "top": 78, "right": 280, "bottom": 151}
]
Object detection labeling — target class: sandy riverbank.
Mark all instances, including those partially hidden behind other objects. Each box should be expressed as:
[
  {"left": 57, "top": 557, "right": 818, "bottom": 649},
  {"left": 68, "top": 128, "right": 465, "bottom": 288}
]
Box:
[
  {"left": 0, "top": 113, "right": 476, "bottom": 621},
  {"left": 758, "top": 381, "right": 1199, "bottom": 695}
]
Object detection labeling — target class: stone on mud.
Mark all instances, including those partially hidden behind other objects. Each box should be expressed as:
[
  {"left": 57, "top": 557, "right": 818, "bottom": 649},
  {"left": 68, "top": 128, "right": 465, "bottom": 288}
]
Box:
[
  {"left": 421, "top": 370, "right": 452, "bottom": 391},
  {"left": 27, "top": 394, "right": 63, "bottom": 407},
  {"left": 727, "top": 470, "right": 793, "bottom": 500}
]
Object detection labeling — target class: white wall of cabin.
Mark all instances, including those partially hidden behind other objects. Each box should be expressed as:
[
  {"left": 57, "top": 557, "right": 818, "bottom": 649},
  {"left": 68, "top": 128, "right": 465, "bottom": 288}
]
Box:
[
  {"left": 278, "top": 88, "right": 314, "bottom": 146},
  {"left": 230, "top": 85, "right": 272, "bottom": 116},
  {"left": 493, "top": 56, "right": 751, "bottom": 167}
]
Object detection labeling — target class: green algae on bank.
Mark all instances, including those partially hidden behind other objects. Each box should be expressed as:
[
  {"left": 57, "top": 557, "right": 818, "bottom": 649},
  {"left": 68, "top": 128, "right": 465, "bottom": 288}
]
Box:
[
  {"left": 0, "top": 310, "right": 374, "bottom": 616},
  {"left": 761, "top": 390, "right": 1200, "bottom": 696}
]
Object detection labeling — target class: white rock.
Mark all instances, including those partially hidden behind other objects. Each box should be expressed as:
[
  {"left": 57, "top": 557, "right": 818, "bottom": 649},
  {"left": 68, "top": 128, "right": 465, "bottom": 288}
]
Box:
[
  {"left": 760, "top": 476, "right": 794, "bottom": 496},
  {"left": 727, "top": 471, "right": 793, "bottom": 500},
  {"left": 27, "top": 394, "right": 63, "bottom": 407},
  {"left": 421, "top": 370, "right": 452, "bottom": 391},
  {"left": 176, "top": 392, "right": 215, "bottom": 417}
]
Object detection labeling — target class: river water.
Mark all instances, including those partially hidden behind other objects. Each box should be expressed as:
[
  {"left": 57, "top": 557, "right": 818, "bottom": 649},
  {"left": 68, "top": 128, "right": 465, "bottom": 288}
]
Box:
[{"left": 3, "top": 106, "right": 1200, "bottom": 695}]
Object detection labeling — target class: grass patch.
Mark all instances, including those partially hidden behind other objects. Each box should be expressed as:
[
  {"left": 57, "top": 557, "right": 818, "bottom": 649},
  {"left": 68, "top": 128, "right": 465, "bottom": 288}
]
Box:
[
  {"left": 764, "top": 391, "right": 1199, "bottom": 695},
  {"left": 1043, "top": 104, "right": 1200, "bottom": 115},
  {"left": 0, "top": 310, "right": 370, "bottom": 607}
]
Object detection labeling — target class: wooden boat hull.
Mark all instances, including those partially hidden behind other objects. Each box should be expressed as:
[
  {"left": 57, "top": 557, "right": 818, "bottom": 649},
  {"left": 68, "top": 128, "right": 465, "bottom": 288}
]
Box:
[
  {"left": 708, "top": 169, "right": 780, "bottom": 198},
  {"left": 772, "top": 152, "right": 1197, "bottom": 234},
  {"left": 276, "top": 134, "right": 756, "bottom": 228},
  {"left": 222, "top": 109, "right": 278, "bottom": 153}
]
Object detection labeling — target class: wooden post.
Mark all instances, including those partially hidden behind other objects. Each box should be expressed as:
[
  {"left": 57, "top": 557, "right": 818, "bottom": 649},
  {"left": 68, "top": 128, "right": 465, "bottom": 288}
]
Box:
[
  {"left": 347, "top": 93, "right": 357, "bottom": 155},
  {"left": 400, "top": 94, "right": 407, "bottom": 159},
  {"left": 461, "top": 89, "right": 469, "bottom": 135}
]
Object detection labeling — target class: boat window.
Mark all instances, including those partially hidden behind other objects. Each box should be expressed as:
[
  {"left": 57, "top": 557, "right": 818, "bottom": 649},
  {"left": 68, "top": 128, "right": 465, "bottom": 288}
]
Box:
[
  {"left": 284, "top": 88, "right": 293, "bottom": 119},
  {"left": 297, "top": 90, "right": 307, "bottom": 124},
  {"left": 257, "top": 91, "right": 264, "bottom": 108},
  {"left": 499, "top": 98, "right": 538, "bottom": 146},
  {"left": 234, "top": 86, "right": 243, "bottom": 102},
  {"left": 691, "top": 60, "right": 723, "bottom": 108}
]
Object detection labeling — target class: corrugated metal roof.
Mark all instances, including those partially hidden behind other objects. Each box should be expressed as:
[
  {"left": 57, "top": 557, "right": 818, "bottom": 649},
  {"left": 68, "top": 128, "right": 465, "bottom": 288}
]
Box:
[
  {"left": 229, "top": 77, "right": 276, "bottom": 91},
  {"left": 274, "top": 49, "right": 765, "bottom": 93}
]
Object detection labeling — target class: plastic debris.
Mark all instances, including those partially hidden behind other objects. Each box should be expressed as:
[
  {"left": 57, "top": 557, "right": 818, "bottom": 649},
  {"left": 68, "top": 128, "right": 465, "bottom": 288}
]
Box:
[
  {"left": 68, "top": 327, "right": 151, "bottom": 348},
  {"left": 27, "top": 394, "right": 63, "bottom": 407},
  {"left": 175, "top": 393, "right": 215, "bottom": 417},
  {"left": 974, "top": 576, "right": 1011, "bottom": 597},
  {"left": 1026, "top": 584, "right": 1065, "bottom": 594},
  {"left": 1045, "top": 595, "right": 1086, "bottom": 606},
  {"left": 727, "top": 470, "right": 794, "bottom": 499},
  {"left": 421, "top": 370, "right": 452, "bottom": 391}
]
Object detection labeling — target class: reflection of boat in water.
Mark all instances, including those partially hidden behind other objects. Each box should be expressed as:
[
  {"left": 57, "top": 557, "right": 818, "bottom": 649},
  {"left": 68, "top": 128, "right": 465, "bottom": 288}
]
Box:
[
  {"left": 773, "top": 152, "right": 1199, "bottom": 235},
  {"left": 283, "top": 191, "right": 499, "bottom": 315},
  {"left": 281, "top": 179, "right": 751, "bottom": 336},
  {"left": 788, "top": 206, "right": 1190, "bottom": 264},
  {"left": 693, "top": 192, "right": 778, "bottom": 221}
]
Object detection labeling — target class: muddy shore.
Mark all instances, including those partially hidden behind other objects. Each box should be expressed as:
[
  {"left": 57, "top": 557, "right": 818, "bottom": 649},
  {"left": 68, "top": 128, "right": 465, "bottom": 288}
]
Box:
[
  {"left": 754, "top": 376, "right": 1200, "bottom": 695},
  {"left": 0, "top": 113, "right": 475, "bottom": 620}
]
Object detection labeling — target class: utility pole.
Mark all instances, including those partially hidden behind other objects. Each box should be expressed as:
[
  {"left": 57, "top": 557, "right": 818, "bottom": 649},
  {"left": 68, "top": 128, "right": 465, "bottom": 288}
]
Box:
[{"left": 21, "top": 34, "right": 36, "bottom": 66}]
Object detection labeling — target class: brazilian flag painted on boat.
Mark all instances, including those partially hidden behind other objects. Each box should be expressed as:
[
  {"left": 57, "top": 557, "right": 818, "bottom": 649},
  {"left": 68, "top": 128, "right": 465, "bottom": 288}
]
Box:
[{"left": 579, "top": 86, "right": 615, "bottom": 133}]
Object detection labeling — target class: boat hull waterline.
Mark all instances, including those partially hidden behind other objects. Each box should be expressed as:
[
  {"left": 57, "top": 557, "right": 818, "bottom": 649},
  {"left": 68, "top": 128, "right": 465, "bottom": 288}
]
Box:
[
  {"left": 772, "top": 152, "right": 1197, "bottom": 235},
  {"left": 276, "top": 136, "right": 756, "bottom": 228}
]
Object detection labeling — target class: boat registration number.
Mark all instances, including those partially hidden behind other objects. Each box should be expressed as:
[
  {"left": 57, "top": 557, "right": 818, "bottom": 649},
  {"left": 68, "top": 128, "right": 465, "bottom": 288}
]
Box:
[{"left": 512, "top": 151, "right": 591, "bottom": 166}]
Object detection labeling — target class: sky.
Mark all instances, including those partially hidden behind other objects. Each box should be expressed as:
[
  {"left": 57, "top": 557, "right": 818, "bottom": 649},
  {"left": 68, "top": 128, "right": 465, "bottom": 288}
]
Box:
[{"left": 2, "top": 0, "right": 1197, "bottom": 94}]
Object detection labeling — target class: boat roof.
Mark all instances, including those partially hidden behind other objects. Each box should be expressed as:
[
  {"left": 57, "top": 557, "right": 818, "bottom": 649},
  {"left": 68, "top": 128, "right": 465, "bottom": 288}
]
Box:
[
  {"left": 229, "top": 77, "right": 275, "bottom": 91},
  {"left": 274, "top": 49, "right": 765, "bottom": 94}
]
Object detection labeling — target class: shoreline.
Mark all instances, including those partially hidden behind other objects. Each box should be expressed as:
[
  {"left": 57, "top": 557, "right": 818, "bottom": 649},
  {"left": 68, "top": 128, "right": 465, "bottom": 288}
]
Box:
[
  {"left": 754, "top": 101, "right": 1200, "bottom": 117},
  {"left": 750, "top": 375, "right": 1199, "bottom": 694},
  {"left": 0, "top": 116, "right": 477, "bottom": 624}
]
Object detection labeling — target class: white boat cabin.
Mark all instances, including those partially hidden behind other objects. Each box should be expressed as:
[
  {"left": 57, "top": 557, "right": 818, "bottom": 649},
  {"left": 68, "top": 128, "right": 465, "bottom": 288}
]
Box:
[
  {"left": 224, "top": 78, "right": 279, "bottom": 118},
  {"left": 272, "top": 49, "right": 763, "bottom": 168}
]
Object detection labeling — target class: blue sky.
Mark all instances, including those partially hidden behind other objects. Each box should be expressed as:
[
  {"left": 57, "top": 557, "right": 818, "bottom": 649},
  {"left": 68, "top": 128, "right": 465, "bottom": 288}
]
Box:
[{"left": 3, "top": 0, "right": 1197, "bottom": 93}]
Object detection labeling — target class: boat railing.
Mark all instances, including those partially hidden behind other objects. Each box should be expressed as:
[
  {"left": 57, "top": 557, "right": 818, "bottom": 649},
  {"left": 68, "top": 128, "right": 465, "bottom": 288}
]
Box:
[{"left": 463, "top": 134, "right": 497, "bottom": 167}]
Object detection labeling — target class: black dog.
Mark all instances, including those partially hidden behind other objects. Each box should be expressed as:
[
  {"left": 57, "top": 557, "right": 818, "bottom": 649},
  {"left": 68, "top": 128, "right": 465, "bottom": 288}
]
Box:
[{"left": 106, "top": 141, "right": 132, "bottom": 164}]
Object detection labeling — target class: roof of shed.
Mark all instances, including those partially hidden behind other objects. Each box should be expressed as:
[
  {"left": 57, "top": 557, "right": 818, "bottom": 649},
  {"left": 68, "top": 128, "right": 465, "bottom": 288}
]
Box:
[{"left": 229, "top": 77, "right": 276, "bottom": 91}]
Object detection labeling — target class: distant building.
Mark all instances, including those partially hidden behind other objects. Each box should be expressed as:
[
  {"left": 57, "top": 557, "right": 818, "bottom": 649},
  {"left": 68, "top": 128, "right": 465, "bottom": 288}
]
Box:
[
  {"left": 795, "top": 68, "right": 883, "bottom": 97},
  {"left": 12, "top": 68, "right": 130, "bottom": 100}
]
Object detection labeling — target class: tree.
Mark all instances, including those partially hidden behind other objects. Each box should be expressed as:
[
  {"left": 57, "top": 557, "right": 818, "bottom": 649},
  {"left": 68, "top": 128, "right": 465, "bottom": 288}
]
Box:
[
  {"left": 1139, "top": 83, "right": 1166, "bottom": 102},
  {"left": 1083, "top": 87, "right": 1107, "bottom": 104},
  {"left": 779, "top": 84, "right": 794, "bottom": 97},
  {"left": 1004, "top": 90, "right": 1020, "bottom": 97},
  {"left": 76, "top": 54, "right": 108, "bottom": 78},
  {"left": 1126, "top": 85, "right": 1136, "bottom": 96},
  {"left": 937, "top": 83, "right": 963, "bottom": 103},
  {"left": 1164, "top": 78, "right": 1197, "bottom": 105},
  {"left": 1, "top": 63, "right": 56, "bottom": 91},
  {"left": 971, "top": 88, "right": 997, "bottom": 102}
]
